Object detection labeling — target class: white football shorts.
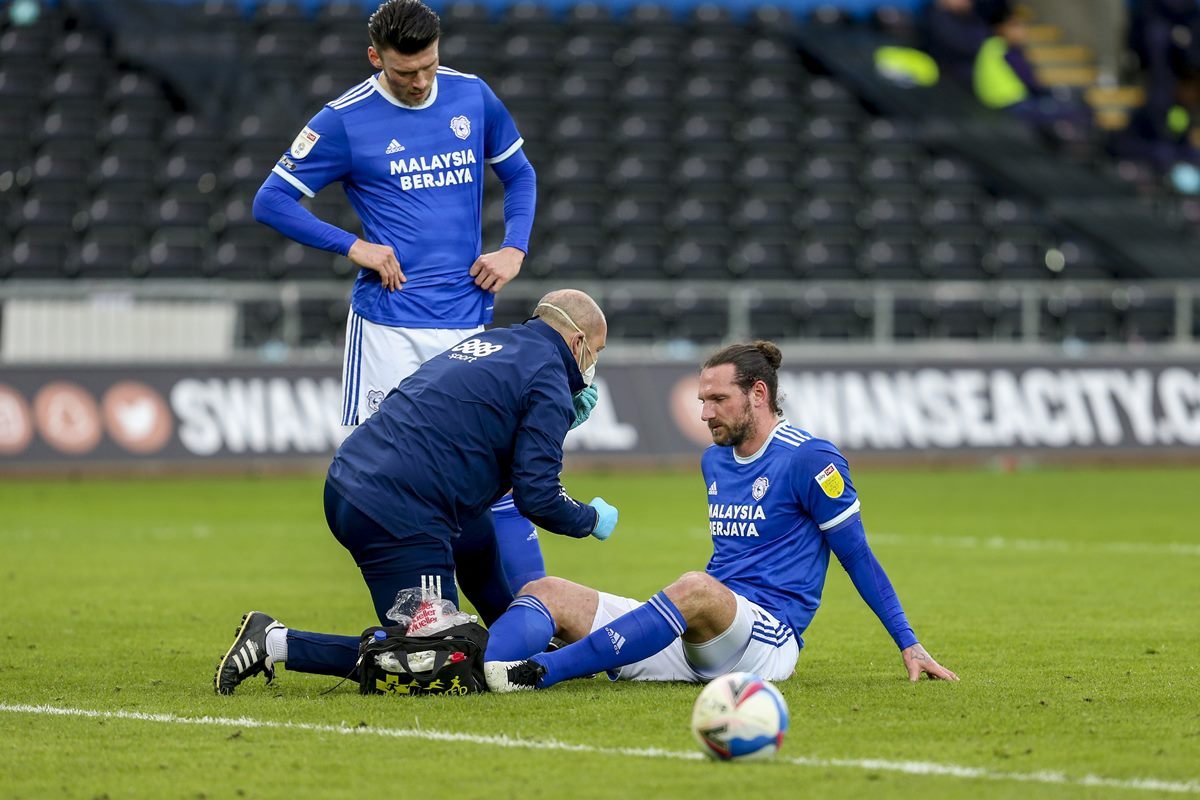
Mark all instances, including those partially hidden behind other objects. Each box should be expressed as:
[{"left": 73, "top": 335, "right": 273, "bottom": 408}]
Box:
[
  {"left": 340, "top": 308, "right": 483, "bottom": 426},
  {"left": 591, "top": 590, "right": 800, "bottom": 683}
]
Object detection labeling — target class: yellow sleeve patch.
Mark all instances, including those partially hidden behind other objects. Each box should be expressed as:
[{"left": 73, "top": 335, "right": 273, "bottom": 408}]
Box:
[{"left": 814, "top": 463, "right": 845, "bottom": 498}]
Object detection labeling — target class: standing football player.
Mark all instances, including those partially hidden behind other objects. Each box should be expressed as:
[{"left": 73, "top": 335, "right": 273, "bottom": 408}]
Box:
[
  {"left": 484, "top": 341, "right": 958, "bottom": 691},
  {"left": 252, "top": 0, "right": 548, "bottom": 594}
]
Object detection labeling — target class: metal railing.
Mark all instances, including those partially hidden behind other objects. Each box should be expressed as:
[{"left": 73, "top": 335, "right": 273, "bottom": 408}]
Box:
[{"left": 1, "top": 278, "right": 1197, "bottom": 362}]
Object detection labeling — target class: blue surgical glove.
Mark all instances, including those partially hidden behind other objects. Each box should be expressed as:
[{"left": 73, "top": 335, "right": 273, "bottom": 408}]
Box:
[
  {"left": 588, "top": 497, "right": 618, "bottom": 541},
  {"left": 571, "top": 386, "right": 599, "bottom": 430}
]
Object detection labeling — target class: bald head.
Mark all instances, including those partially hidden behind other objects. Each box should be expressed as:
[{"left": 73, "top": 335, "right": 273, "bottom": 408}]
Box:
[{"left": 533, "top": 289, "right": 607, "bottom": 344}]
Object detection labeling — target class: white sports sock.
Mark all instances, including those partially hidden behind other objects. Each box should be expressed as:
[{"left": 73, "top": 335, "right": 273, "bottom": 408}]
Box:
[{"left": 266, "top": 626, "right": 289, "bottom": 663}]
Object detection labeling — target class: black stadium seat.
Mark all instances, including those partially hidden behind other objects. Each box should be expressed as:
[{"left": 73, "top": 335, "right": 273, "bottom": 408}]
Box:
[
  {"left": 70, "top": 226, "right": 144, "bottom": 279},
  {"left": 675, "top": 151, "right": 733, "bottom": 187},
  {"left": 153, "top": 192, "right": 212, "bottom": 229},
  {"left": 606, "top": 290, "right": 664, "bottom": 341},
  {"left": 268, "top": 240, "right": 338, "bottom": 280},
  {"left": 796, "top": 293, "right": 873, "bottom": 339},
  {"left": 728, "top": 238, "right": 795, "bottom": 280},
  {"left": 662, "top": 235, "right": 730, "bottom": 281},
  {"left": 144, "top": 229, "right": 209, "bottom": 278},
  {"left": 560, "top": 30, "right": 619, "bottom": 64},
  {"left": 796, "top": 232, "right": 862, "bottom": 281},
  {"left": 671, "top": 291, "right": 728, "bottom": 344},
  {"left": 0, "top": 0, "right": 1174, "bottom": 350},
  {"left": 607, "top": 231, "right": 664, "bottom": 280},
  {"left": 9, "top": 222, "right": 71, "bottom": 274},
  {"left": 859, "top": 236, "right": 923, "bottom": 281},
  {"left": 745, "top": 294, "right": 804, "bottom": 341},
  {"left": 86, "top": 193, "right": 148, "bottom": 229},
  {"left": 533, "top": 233, "right": 604, "bottom": 280}
]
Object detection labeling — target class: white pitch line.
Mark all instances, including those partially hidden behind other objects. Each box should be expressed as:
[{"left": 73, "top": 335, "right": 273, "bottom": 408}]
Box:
[
  {"left": 872, "top": 533, "right": 1200, "bottom": 558},
  {"left": 2, "top": 703, "right": 1197, "bottom": 795}
]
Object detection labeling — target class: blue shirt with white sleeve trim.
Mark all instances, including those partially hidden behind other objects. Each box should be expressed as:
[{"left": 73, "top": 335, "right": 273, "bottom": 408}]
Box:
[
  {"left": 701, "top": 420, "right": 916, "bottom": 651},
  {"left": 254, "top": 67, "right": 534, "bottom": 328}
]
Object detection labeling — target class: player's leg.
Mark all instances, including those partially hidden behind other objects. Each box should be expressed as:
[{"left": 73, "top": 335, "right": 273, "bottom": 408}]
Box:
[
  {"left": 282, "top": 481, "right": 457, "bottom": 675},
  {"left": 214, "top": 482, "right": 455, "bottom": 692},
  {"left": 487, "top": 572, "right": 733, "bottom": 691},
  {"left": 682, "top": 594, "right": 800, "bottom": 682},
  {"left": 348, "top": 318, "right": 432, "bottom": 425},
  {"left": 536, "top": 571, "right": 731, "bottom": 687},
  {"left": 339, "top": 307, "right": 367, "bottom": 427},
  {"left": 483, "top": 576, "right": 600, "bottom": 662},
  {"left": 491, "top": 494, "right": 545, "bottom": 593},
  {"left": 452, "top": 510, "right": 516, "bottom": 625}
]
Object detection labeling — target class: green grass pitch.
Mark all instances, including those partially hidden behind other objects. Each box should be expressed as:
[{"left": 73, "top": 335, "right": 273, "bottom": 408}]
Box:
[{"left": 2, "top": 467, "right": 1198, "bottom": 799}]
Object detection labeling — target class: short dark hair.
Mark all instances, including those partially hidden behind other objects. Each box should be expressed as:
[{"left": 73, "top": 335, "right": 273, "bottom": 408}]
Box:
[
  {"left": 368, "top": 0, "right": 440, "bottom": 55},
  {"left": 703, "top": 341, "right": 784, "bottom": 416}
]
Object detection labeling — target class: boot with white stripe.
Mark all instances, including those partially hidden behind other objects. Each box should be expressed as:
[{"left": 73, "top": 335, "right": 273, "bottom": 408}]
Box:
[
  {"left": 214, "top": 611, "right": 284, "bottom": 695},
  {"left": 484, "top": 659, "right": 546, "bottom": 692}
]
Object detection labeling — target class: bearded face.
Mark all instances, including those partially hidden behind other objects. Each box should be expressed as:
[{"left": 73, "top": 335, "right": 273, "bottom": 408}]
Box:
[{"left": 707, "top": 394, "right": 757, "bottom": 448}]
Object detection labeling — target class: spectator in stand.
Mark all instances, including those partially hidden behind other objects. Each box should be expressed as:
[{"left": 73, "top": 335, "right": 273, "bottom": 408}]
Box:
[
  {"left": 1111, "top": 66, "right": 1200, "bottom": 192},
  {"left": 1130, "top": 0, "right": 1200, "bottom": 127},
  {"left": 972, "top": 4, "right": 1093, "bottom": 141},
  {"left": 922, "top": 0, "right": 992, "bottom": 87}
]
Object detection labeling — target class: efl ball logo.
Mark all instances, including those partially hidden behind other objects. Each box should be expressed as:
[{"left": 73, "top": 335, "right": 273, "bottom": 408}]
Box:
[{"left": 690, "top": 672, "right": 789, "bottom": 761}]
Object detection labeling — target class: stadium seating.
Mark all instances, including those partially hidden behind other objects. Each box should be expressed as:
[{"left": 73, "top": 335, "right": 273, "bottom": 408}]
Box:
[{"left": 0, "top": 0, "right": 1193, "bottom": 347}]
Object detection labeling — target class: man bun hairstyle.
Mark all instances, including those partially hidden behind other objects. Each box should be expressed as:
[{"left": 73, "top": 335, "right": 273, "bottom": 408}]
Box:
[
  {"left": 369, "top": 0, "right": 440, "bottom": 55},
  {"left": 754, "top": 340, "right": 783, "bottom": 371},
  {"left": 703, "top": 340, "right": 784, "bottom": 416}
]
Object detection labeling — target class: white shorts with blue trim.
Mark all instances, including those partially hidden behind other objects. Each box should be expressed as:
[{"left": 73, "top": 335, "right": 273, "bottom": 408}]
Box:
[
  {"left": 340, "top": 309, "right": 483, "bottom": 426},
  {"left": 591, "top": 590, "right": 800, "bottom": 683}
]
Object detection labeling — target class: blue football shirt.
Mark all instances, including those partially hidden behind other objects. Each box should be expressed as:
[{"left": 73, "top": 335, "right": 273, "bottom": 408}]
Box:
[
  {"left": 270, "top": 68, "right": 525, "bottom": 328},
  {"left": 701, "top": 420, "right": 863, "bottom": 643}
]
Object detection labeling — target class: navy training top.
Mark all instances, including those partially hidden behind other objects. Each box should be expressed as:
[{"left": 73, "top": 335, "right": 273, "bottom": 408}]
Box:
[{"left": 326, "top": 318, "right": 598, "bottom": 540}]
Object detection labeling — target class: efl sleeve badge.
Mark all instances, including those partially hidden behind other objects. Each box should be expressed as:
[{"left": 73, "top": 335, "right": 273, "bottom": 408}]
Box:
[
  {"left": 814, "top": 463, "right": 845, "bottom": 498},
  {"left": 290, "top": 126, "right": 321, "bottom": 159}
]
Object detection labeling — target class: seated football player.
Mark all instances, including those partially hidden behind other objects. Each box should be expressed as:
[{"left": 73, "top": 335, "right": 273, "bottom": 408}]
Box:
[{"left": 484, "top": 341, "right": 958, "bottom": 691}]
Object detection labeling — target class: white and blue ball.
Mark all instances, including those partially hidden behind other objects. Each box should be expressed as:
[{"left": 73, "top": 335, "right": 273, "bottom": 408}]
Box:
[{"left": 690, "top": 672, "right": 789, "bottom": 761}]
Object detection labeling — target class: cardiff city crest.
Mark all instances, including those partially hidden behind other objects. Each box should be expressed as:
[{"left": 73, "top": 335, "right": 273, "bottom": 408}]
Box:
[{"left": 751, "top": 476, "right": 769, "bottom": 501}]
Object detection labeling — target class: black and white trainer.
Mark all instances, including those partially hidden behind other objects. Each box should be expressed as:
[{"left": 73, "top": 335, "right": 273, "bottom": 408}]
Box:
[
  {"left": 214, "top": 611, "right": 284, "bottom": 695},
  {"left": 484, "top": 659, "right": 547, "bottom": 693}
]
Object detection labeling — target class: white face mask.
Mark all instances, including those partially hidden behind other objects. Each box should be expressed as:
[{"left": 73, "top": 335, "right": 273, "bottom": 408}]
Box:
[
  {"left": 535, "top": 302, "right": 599, "bottom": 388},
  {"left": 580, "top": 357, "right": 596, "bottom": 389}
]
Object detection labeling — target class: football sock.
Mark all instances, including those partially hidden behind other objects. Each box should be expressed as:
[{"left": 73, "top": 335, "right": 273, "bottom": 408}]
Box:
[
  {"left": 533, "top": 592, "right": 686, "bottom": 689},
  {"left": 484, "top": 595, "right": 556, "bottom": 661},
  {"left": 266, "top": 626, "right": 288, "bottom": 662},
  {"left": 284, "top": 630, "right": 361, "bottom": 677},
  {"left": 493, "top": 499, "right": 545, "bottom": 593}
]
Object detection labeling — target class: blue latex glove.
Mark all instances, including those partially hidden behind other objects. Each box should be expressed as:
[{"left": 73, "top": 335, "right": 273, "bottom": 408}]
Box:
[
  {"left": 588, "top": 497, "right": 618, "bottom": 541},
  {"left": 571, "top": 386, "right": 599, "bottom": 430}
]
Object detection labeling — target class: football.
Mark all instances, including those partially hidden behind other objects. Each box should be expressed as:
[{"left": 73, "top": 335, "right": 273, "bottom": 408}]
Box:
[{"left": 690, "top": 672, "right": 789, "bottom": 761}]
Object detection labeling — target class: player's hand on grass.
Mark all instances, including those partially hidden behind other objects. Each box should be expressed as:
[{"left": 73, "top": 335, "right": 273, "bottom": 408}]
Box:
[
  {"left": 469, "top": 246, "right": 524, "bottom": 293},
  {"left": 902, "top": 643, "right": 959, "bottom": 682},
  {"left": 349, "top": 239, "right": 406, "bottom": 291}
]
